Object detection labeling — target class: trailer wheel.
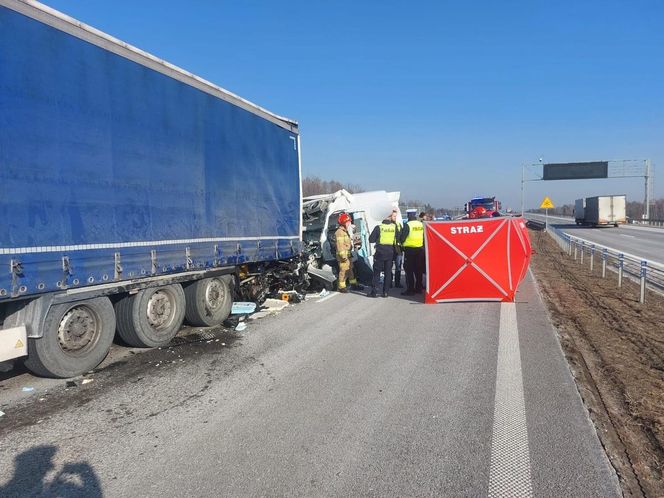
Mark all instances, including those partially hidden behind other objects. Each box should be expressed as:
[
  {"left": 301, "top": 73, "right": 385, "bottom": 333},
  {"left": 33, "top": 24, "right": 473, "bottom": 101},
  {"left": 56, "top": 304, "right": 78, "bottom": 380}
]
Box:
[
  {"left": 184, "top": 276, "right": 233, "bottom": 327},
  {"left": 115, "top": 284, "right": 185, "bottom": 347},
  {"left": 20, "top": 297, "right": 116, "bottom": 378}
]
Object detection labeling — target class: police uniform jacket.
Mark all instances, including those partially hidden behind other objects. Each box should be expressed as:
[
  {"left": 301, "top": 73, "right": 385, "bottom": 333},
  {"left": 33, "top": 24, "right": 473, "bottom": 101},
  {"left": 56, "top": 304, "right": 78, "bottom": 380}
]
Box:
[
  {"left": 369, "top": 219, "right": 399, "bottom": 261},
  {"left": 400, "top": 220, "right": 425, "bottom": 249}
]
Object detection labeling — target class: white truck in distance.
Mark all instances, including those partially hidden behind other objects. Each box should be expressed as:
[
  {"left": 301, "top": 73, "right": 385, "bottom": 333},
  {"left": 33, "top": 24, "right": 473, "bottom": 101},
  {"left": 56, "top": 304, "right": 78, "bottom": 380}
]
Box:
[{"left": 574, "top": 195, "right": 626, "bottom": 227}]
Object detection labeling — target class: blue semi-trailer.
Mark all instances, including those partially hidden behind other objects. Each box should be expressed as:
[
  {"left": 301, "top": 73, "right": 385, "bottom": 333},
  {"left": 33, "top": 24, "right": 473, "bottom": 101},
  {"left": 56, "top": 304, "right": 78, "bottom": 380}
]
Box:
[{"left": 0, "top": 0, "right": 303, "bottom": 377}]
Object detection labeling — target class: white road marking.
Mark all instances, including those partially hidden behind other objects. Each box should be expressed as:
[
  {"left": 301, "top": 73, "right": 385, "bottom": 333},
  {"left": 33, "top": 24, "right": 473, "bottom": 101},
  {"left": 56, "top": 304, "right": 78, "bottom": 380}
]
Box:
[
  {"left": 316, "top": 292, "right": 339, "bottom": 303},
  {"left": 488, "top": 302, "right": 533, "bottom": 498},
  {"left": 620, "top": 234, "right": 636, "bottom": 238},
  {"left": 621, "top": 225, "right": 664, "bottom": 234}
]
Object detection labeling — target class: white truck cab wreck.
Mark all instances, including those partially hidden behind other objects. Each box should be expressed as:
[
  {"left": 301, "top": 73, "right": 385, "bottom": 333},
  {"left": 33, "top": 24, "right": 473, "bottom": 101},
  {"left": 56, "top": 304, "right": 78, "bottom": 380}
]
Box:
[{"left": 302, "top": 190, "right": 402, "bottom": 288}]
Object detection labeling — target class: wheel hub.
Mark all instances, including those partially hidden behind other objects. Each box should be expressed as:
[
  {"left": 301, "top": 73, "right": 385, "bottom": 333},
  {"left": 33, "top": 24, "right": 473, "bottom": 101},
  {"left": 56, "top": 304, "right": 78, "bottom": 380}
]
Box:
[
  {"left": 58, "top": 306, "right": 98, "bottom": 353},
  {"left": 147, "top": 291, "right": 173, "bottom": 329},
  {"left": 205, "top": 280, "right": 224, "bottom": 311}
]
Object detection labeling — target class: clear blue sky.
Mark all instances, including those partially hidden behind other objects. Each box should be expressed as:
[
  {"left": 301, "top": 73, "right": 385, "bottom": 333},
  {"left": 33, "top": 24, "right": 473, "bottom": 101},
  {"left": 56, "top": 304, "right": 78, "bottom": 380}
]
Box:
[{"left": 45, "top": 0, "right": 664, "bottom": 210}]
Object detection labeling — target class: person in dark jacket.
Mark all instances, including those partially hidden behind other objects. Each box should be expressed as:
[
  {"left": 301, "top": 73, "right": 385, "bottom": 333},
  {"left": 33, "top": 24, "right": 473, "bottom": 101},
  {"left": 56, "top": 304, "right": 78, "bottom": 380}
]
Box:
[{"left": 368, "top": 210, "right": 400, "bottom": 297}]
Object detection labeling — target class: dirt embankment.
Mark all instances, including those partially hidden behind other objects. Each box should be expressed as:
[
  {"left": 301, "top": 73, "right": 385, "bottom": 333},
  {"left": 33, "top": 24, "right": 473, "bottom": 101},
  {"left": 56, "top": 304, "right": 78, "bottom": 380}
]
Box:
[{"left": 529, "top": 229, "right": 664, "bottom": 498}]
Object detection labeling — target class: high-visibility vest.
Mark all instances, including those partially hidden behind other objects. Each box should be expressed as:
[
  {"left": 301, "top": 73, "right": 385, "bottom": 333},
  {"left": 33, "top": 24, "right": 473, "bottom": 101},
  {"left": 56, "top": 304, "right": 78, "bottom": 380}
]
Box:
[
  {"left": 403, "top": 220, "right": 424, "bottom": 248},
  {"left": 378, "top": 223, "right": 396, "bottom": 245}
]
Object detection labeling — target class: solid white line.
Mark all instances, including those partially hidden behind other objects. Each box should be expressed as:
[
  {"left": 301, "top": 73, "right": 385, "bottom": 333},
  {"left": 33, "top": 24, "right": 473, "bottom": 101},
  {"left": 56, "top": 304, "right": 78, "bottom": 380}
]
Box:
[
  {"left": 525, "top": 213, "right": 572, "bottom": 223},
  {"left": 488, "top": 302, "right": 533, "bottom": 498},
  {"left": 316, "top": 292, "right": 339, "bottom": 303},
  {"left": 621, "top": 225, "right": 664, "bottom": 233}
]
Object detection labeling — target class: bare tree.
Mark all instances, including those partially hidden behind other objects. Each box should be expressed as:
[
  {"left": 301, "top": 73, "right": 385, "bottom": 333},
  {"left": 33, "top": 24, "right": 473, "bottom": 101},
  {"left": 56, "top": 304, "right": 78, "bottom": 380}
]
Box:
[{"left": 302, "top": 176, "right": 363, "bottom": 196}]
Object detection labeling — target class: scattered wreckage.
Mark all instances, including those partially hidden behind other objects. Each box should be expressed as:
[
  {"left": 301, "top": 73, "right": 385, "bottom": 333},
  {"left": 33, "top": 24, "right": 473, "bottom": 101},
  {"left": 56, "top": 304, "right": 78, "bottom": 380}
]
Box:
[
  {"left": 232, "top": 189, "right": 403, "bottom": 305},
  {"left": 0, "top": 1, "right": 400, "bottom": 378}
]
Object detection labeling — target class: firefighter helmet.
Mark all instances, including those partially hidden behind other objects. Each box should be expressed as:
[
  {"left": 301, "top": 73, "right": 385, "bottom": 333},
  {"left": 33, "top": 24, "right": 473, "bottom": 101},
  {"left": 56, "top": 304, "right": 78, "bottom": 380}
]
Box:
[{"left": 338, "top": 212, "right": 351, "bottom": 225}]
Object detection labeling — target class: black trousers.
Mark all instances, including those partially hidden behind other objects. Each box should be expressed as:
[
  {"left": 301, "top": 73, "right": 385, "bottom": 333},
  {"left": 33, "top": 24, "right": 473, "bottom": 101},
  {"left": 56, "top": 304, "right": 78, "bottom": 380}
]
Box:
[
  {"left": 403, "top": 247, "right": 425, "bottom": 292},
  {"left": 393, "top": 252, "right": 402, "bottom": 286},
  {"left": 372, "top": 257, "right": 393, "bottom": 294}
]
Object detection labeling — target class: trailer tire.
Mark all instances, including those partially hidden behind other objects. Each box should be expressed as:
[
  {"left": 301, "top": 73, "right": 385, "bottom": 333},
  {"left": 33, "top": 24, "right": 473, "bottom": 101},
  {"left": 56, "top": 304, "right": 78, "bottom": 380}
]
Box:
[
  {"left": 115, "top": 284, "right": 185, "bottom": 347},
  {"left": 20, "top": 297, "right": 116, "bottom": 378},
  {"left": 184, "top": 276, "right": 233, "bottom": 327}
]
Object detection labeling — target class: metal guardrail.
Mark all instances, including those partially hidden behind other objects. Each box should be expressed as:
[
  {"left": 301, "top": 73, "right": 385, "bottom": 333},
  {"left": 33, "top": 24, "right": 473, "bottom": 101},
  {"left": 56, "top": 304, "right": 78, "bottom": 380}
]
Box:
[
  {"left": 630, "top": 218, "right": 664, "bottom": 227},
  {"left": 543, "top": 224, "right": 664, "bottom": 303},
  {"left": 526, "top": 212, "right": 664, "bottom": 228}
]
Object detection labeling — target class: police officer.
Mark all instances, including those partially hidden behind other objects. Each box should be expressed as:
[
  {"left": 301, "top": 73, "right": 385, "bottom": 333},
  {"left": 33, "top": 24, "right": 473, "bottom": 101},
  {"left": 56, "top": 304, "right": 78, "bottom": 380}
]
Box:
[
  {"left": 400, "top": 210, "right": 425, "bottom": 295},
  {"left": 335, "top": 213, "right": 363, "bottom": 293},
  {"left": 368, "top": 210, "right": 399, "bottom": 297}
]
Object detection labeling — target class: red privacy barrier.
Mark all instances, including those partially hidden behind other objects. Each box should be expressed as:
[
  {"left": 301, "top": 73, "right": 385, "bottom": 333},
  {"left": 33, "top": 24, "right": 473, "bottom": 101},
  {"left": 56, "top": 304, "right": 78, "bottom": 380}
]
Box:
[{"left": 425, "top": 217, "right": 531, "bottom": 303}]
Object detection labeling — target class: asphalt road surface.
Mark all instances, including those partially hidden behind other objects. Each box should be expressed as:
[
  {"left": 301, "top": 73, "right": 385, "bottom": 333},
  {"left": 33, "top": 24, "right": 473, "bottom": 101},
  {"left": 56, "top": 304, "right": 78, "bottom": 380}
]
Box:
[
  {"left": 526, "top": 213, "right": 664, "bottom": 265},
  {"left": 0, "top": 274, "right": 620, "bottom": 497}
]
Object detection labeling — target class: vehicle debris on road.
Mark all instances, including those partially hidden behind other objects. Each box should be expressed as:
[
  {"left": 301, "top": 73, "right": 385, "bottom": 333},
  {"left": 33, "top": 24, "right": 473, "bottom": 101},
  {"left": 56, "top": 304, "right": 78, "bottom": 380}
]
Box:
[
  {"left": 262, "top": 299, "right": 289, "bottom": 311},
  {"left": 231, "top": 302, "right": 257, "bottom": 315},
  {"left": 277, "top": 291, "right": 304, "bottom": 303}
]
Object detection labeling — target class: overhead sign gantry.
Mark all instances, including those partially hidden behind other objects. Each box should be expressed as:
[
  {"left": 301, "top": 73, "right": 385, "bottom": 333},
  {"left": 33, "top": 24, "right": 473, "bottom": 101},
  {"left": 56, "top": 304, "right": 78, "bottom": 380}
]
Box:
[{"left": 520, "top": 159, "right": 653, "bottom": 219}]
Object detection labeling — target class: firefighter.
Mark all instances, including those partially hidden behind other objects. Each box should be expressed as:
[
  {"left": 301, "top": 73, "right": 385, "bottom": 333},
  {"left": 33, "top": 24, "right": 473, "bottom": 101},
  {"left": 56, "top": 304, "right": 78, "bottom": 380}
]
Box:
[
  {"left": 335, "top": 213, "right": 363, "bottom": 293},
  {"left": 400, "top": 209, "right": 425, "bottom": 295},
  {"left": 368, "top": 210, "right": 399, "bottom": 297}
]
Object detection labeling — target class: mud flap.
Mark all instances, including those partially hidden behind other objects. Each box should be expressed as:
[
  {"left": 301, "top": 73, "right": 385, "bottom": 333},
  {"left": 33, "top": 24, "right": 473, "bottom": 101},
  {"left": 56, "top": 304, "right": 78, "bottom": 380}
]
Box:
[{"left": 0, "top": 325, "right": 28, "bottom": 362}]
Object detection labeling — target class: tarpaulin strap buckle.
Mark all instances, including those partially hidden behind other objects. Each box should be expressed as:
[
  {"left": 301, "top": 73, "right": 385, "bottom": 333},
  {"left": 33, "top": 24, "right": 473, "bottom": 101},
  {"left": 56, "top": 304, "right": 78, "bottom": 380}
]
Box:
[
  {"left": 61, "top": 256, "right": 72, "bottom": 275},
  {"left": 114, "top": 252, "right": 123, "bottom": 280},
  {"left": 185, "top": 247, "right": 193, "bottom": 269},
  {"left": 10, "top": 259, "right": 24, "bottom": 276},
  {"left": 10, "top": 259, "right": 23, "bottom": 297},
  {"left": 151, "top": 249, "right": 158, "bottom": 274},
  {"left": 61, "top": 256, "right": 74, "bottom": 289}
]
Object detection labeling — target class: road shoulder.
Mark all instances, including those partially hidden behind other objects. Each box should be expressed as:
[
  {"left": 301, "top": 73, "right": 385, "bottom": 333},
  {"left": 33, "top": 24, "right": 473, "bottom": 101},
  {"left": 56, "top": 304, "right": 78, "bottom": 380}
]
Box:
[
  {"left": 528, "top": 228, "right": 664, "bottom": 497},
  {"left": 516, "top": 270, "right": 622, "bottom": 497}
]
